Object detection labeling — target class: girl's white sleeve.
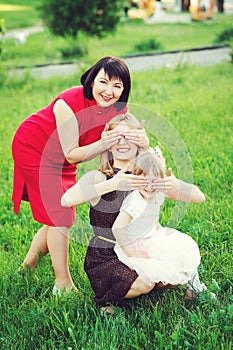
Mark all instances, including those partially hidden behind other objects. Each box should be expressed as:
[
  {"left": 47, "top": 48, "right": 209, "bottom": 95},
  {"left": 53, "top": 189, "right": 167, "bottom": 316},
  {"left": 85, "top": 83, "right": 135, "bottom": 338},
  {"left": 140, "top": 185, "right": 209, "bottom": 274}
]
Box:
[{"left": 120, "top": 191, "right": 146, "bottom": 219}]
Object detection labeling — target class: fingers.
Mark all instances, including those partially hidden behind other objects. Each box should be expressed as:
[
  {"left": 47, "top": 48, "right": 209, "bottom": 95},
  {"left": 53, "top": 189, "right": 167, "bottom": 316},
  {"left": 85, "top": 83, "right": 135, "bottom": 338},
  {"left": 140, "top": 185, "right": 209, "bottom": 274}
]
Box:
[
  {"left": 139, "top": 120, "right": 145, "bottom": 129},
  {"left": 102, "top": 129, "right": 123, "bottom": 140},
  {"left": 105, "top": 138, "right": 122, "bottom": 150},
  {"left": 114, "top": 173, "right": 148, "bottom": 191},
  {"left": 101, "top": 129, "right": 124, "bottom": 149},
  {"left": 124, "top": 173, "right": 148, "bottom": 183},
  {"left": 103, "top": 123, "right": 109, "bottom": 132},
  {"left": 124, "top": 139, "right": 141, "bottom": 148},
  {"left": 123, "top": 129, "right": 148, "bottom": 148},
  {"left": 151, "top": 178, "right": 168, "bottom": 192},
  {"left": 167, "top": 167, "right": 173, "bottom": 177},
  {"left": 151, "top": 184, "right": 167, "bottom": 192},
  {"left": 102, "top": 127, "right": 149, "bottom": 150},
  {"left": 119, "top": 173, "right": 148, "bottom": 184},
  {"left": 152, "top": 176, "right": 179, "bottom": 193},
  {"left": 123, "top": 129, "right": 144, "bottom": 140}
]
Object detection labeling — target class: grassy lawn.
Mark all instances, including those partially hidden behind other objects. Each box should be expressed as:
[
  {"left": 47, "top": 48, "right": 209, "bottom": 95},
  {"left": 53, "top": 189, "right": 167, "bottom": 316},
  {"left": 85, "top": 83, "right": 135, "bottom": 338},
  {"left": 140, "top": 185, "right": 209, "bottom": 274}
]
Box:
[
  {"left": 0, "top": 61, "right": 232, "bottom": 349},
  {"left": 0, "top": 1, "right": 41, "bottom": 30},
  {"left": 0, "top": 1, "right": 233, "bottom": 67}
]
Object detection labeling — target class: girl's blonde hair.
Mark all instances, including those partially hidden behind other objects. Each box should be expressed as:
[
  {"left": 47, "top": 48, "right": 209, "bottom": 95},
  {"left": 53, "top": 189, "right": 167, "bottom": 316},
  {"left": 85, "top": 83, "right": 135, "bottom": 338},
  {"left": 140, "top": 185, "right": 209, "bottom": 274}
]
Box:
[
  {"left": 99, "top": 113, "right": 144, "bottom": 175},
  {"left": 133, "top": 150, "right": 166, "bottom": 178}
]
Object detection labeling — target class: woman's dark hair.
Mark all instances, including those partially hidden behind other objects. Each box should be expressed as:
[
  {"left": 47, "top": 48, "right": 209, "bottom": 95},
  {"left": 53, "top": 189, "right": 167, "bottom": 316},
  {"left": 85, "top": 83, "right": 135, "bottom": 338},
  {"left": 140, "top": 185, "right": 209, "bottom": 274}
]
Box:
[{"left": 80, "top": 56, "right": 131, "bottom": 111}]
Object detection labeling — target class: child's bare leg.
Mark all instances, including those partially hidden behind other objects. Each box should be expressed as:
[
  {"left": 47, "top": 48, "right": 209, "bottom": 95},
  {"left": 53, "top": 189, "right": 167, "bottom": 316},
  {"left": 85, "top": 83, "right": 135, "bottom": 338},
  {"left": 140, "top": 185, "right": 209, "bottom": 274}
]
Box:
[
  {"left": 22, "top": 225, "right": 49, "bottom": 268},
  {"left": 155, "top": 282, "right": 178, "bottom": 290},
  {"left": 124, "top": 276, "right": 155, "bottom": 299},
  {"left": 124, "top": 278, "right": 177, "bottom": 299},
  {"left": 47, "top": 226, "right": 75, "bottom": 292}
]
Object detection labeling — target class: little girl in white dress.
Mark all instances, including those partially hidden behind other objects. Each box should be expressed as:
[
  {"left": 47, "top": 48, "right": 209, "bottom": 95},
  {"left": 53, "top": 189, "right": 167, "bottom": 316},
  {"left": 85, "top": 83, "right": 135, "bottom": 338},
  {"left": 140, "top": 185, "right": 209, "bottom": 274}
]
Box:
[{"left": 113, "top": 148, "right": 211, "bottom": 299}]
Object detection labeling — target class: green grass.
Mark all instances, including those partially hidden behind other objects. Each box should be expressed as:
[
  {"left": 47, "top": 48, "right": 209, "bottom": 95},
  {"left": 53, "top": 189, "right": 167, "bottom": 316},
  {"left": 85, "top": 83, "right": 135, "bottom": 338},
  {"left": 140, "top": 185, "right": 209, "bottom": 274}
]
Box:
[
  {"left": 0, "top": 62, "right": 232, "bottom": 349},
  {"left": 0, "top": 1, "right": 41, "bottom": 30},
  {"left": 0, "top": 1, "right": 233, "bottom": 67}
]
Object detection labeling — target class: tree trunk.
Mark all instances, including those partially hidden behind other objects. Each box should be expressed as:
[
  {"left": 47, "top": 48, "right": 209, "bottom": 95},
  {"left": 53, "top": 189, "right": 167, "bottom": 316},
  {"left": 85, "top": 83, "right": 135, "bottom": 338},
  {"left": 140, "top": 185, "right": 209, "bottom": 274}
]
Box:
[
  {"left": 181, "top": 0, "right": 190, "bottom": 12},
  {"left": 217, "top": 0, "right": 224, "bottom": 12}
]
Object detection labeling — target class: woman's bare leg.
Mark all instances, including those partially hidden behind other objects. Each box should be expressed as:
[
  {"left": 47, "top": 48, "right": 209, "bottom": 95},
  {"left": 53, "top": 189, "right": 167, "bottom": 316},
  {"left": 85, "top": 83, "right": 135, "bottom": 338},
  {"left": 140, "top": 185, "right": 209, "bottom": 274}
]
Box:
[
  {"left": 22, "top": 225, "right": 49, "bottom": 268},
  {"left": 47, "top": 226, "right": 75, "bottom": 292},
  {"left": 124, "top": 276, "right": 155, "bottom": 299}
]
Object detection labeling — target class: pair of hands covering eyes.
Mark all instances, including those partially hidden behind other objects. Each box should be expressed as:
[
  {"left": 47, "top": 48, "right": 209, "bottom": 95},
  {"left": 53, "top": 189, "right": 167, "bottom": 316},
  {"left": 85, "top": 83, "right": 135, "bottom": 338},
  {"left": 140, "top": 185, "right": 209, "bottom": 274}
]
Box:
[{"left": 101, "top": 120, "right": 149, "bottom": 151}]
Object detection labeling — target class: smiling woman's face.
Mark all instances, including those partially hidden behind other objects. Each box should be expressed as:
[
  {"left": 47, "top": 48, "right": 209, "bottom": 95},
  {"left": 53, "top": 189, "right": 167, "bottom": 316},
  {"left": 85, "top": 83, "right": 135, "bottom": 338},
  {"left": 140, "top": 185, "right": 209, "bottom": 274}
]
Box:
[
  {"left": 110, "top": 124, "right": 138, "bottom": 162},
  {"left": 92, "top": 68, "right": 124, "bottom": 108}
]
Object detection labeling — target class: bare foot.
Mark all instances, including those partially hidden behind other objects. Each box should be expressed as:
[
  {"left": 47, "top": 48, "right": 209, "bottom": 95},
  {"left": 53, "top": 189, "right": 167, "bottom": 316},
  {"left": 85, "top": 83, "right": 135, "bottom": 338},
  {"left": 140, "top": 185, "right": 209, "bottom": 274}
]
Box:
[
  {"left": 52, "top": 284, "right": 78, "bottom": 296},
  {"left": 100, "top": 306, "right": 115, "bottom": 315},
  {"left": 185, "top": 287, "right": 197, "bottom": 300}
]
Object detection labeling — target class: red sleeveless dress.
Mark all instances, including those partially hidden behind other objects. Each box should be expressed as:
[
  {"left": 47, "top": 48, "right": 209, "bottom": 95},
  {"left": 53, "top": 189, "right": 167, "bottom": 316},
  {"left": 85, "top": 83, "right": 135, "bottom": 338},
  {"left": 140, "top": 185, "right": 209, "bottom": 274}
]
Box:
[{"left": 12, "top": 86, "right": 126, "bottom": 226}]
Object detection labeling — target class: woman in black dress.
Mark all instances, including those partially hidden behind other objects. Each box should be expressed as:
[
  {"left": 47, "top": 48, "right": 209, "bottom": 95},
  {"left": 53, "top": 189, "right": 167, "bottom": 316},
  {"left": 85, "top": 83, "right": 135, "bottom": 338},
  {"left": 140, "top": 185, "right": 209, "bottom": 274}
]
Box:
[{"left": 62, "top": 113, "right": 164, "bottom": 312}]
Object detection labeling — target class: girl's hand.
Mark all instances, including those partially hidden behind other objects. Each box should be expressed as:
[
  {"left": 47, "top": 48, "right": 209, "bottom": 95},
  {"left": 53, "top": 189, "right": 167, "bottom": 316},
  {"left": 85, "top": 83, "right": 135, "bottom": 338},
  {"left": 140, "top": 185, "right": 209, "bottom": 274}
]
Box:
[
  {"left": 110, "top": 165, "right": 148, "bottom": 191},
  {"left": 151, "top": 168, "right": 180, "bottom": 195},
  {"left": 123, "top": 120, "right": 149, "bottom": 149},
  {"left": 152, "top": 168, "right": 205, "bottom": 203},
  {"left": 100, "top": 123, "right": 123, "bottom": 151}
]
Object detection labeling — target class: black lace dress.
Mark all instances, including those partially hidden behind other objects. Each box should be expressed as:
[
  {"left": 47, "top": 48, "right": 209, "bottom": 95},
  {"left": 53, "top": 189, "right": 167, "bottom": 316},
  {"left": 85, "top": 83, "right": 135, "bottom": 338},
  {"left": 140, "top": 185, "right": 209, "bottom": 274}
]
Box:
[{"left": 84, "top": 175, "right": 138, "bottom": 307}]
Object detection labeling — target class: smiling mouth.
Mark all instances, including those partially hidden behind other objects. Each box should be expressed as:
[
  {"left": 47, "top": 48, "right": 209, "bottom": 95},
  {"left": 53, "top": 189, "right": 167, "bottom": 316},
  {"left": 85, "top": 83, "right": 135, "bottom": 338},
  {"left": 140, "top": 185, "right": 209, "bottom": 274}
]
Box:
[
  {"left": 117, "top": 148, "right": 130, "bottom": 153},
  {"left": 101, "top": 95, "right": 112, "bottom": 102}
]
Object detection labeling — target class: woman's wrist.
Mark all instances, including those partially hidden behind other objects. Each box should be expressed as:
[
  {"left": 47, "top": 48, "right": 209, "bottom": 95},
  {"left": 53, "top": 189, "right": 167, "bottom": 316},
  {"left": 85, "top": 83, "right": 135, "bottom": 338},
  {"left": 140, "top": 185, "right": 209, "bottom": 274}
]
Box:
[
  {"left": 96, "top": 138, "right": 108, "bottom": 153},
  {"left": 106, "top": 177, "right": 117, "bottom": 192}
]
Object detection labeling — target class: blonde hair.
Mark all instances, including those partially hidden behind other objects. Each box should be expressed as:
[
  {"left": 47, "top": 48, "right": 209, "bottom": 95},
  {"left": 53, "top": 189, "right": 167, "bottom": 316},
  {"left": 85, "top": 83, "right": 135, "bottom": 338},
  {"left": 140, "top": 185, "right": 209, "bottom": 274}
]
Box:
[
  {"left": 133, "top": 150, "right": 166, "bottom": 178},
  {"left": 99, "top": 113, "right": 144, "bottom": 175}
]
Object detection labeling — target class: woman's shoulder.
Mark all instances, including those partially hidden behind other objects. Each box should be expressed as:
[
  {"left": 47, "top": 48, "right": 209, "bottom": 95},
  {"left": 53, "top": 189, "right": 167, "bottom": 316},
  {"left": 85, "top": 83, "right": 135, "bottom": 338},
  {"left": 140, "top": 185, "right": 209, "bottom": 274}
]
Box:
[
  {"left": 56, "top": 86, "right": 88, "bottom": 112},
  {"left": 59, "top": 86, "right": 84, "bottom": 96}
]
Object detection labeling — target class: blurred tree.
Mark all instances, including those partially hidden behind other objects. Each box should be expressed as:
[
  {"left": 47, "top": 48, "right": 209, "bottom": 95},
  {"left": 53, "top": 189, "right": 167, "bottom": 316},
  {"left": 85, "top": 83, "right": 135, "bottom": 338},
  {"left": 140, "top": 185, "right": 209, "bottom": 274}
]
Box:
[
  {"left": 181, "top": 0, "right": 190, "bottom": 11},
  {"left": 38, "top": 0, "right": 123, "bottom": 39}
]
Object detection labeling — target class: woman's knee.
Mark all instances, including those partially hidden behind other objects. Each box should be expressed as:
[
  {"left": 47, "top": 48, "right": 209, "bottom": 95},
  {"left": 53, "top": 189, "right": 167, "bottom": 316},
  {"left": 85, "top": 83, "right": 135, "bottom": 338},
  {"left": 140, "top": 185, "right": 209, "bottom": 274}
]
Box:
[
  {"left": 133, "top": 277, "right": 155, "bottom": 295},
  {"left": 49, "top": 226, "right": 71, "bottom": 235},
  {"left": 140, "top": 283, "right": 155, "bottom": 294}
]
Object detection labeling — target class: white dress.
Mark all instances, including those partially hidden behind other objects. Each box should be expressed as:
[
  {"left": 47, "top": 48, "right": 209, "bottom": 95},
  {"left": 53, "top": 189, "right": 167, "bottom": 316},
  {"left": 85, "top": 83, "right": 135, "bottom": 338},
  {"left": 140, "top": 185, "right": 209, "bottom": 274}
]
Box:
[{"left": 114, "top": 190, "right": 201, "bottom": 286}]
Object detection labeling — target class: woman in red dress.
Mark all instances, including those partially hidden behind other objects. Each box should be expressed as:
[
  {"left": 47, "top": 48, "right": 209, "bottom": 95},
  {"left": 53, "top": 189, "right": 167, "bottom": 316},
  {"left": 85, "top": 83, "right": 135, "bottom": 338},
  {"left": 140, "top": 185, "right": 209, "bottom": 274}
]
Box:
[{"left": 12, "top": 56, "right": 145, "bottom": 294}]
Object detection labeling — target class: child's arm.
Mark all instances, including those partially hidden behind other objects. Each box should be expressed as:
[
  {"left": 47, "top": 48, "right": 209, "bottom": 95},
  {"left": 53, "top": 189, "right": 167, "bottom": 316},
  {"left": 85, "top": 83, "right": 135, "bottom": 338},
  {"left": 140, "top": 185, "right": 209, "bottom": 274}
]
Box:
[
  {"left": 113, "top": 211, "right": 149, "bottom": 258},
  {"left": 61, "top": 168, "right": 148, "bottom": 207},
  {"left": 153, "top": 168, "right": 205, "bottom": 203}
]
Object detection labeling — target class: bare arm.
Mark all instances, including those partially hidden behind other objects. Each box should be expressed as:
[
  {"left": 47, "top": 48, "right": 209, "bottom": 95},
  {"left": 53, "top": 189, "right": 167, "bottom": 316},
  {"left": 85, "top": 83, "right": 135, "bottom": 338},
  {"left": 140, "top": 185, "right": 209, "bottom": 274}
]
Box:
[
  {"left": 61, "top": 170, "right": 108, "bottom": 207},
  {"left": 54, "top": 99, "right": 123, "bottom": 164},
  {"left": 152, "top": 168, "right": 205, "bottom": 203},
  {"left": 61, "top": 167, "right": 148, "bottom": 207}
]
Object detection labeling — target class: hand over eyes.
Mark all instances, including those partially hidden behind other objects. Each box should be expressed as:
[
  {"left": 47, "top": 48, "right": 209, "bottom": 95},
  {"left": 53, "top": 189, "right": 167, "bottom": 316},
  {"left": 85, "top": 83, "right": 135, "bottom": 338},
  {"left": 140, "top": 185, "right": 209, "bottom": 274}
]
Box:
[{"left": 123, "top": 120, "right": 149, "bottom": 149}]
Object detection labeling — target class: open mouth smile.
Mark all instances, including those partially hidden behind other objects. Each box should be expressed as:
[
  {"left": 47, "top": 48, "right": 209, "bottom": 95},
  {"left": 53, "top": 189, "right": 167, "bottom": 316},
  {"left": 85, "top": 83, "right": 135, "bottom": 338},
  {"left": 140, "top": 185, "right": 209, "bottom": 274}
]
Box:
[
  {"left": 116, "top": 148, "right": 131, "bottom": 153},
  {"left": 101, "top": 95, "right": 112, "bottom": 102}
]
